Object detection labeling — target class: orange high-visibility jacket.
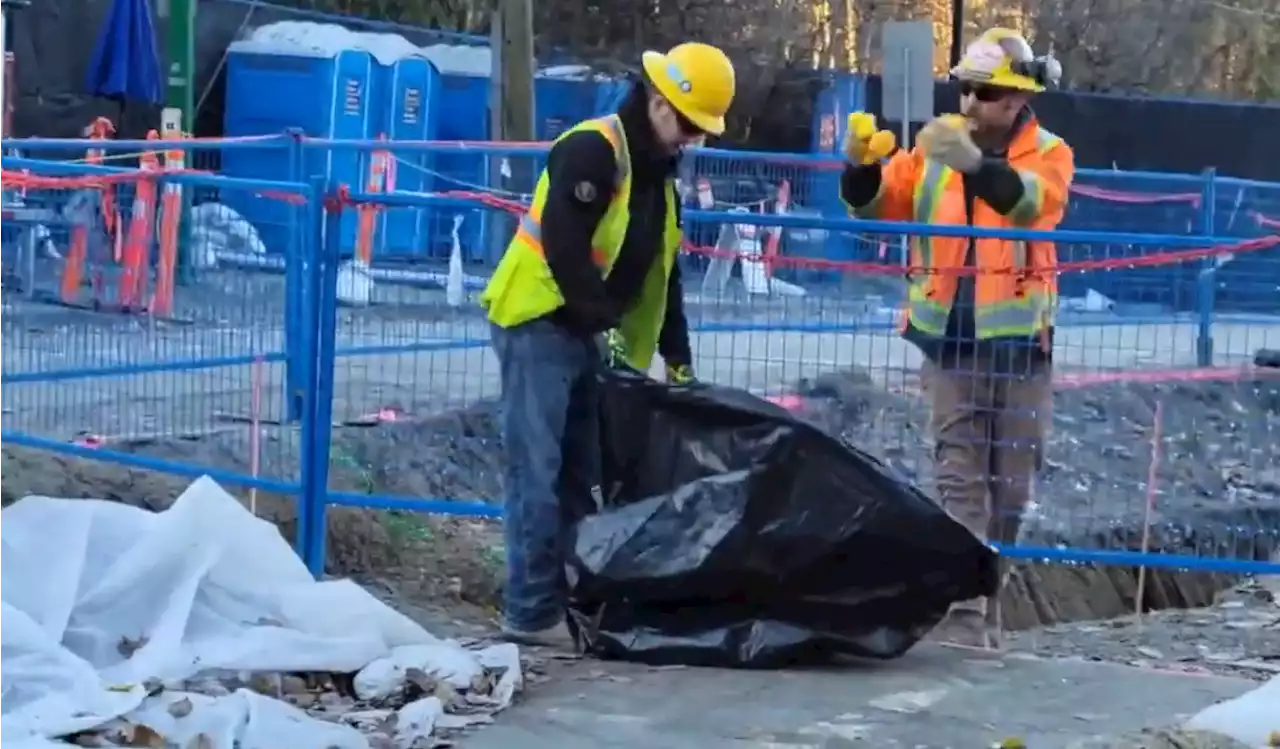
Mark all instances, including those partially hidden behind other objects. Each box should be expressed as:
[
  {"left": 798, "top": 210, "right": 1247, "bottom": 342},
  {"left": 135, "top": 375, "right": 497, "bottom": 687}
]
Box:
[{"left": 850, "top": 119, "right": 1074, "bottom": 342}]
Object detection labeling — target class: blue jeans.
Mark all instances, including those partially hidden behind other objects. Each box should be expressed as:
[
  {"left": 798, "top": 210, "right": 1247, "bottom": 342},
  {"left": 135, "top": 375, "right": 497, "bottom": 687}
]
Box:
[{"left": 491, "top": 320, "right": 601, "bottom": 631}]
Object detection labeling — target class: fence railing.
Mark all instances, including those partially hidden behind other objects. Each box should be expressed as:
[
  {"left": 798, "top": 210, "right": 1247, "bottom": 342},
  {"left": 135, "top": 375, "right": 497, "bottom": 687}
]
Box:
[
  {"left": 2, "top": 142, "right": 1278, "bottom": 584},
  {"left": 314, "top": 186, "right": 1280, "bottom": 578}
]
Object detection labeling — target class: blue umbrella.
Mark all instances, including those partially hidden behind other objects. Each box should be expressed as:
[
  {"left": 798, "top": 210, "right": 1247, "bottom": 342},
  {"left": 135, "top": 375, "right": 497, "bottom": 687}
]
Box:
[{"left": 85, "top": 0, "right": 162, "bottom": 104}]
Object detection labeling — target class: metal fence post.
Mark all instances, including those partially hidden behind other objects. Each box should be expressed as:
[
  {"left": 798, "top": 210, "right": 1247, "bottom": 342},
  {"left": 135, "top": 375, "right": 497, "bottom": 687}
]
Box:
[
  {"left": 284, "top": 129, "right": 306, "bottom": 422},
  {"left": 1195, "top": 167, "right": 1218, "bottom": 367},
  {"left": 298, "top": 179, "right": 341, "bottom": 577},
  {"left": 295, "top": 177, "right": 325, "bottom": 575}
]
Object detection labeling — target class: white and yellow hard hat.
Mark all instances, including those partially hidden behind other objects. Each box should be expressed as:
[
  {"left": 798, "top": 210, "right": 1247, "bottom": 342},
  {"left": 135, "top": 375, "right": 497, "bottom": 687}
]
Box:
[{"left": 951, "top": 28, "right": 1062, "bottom": 93}]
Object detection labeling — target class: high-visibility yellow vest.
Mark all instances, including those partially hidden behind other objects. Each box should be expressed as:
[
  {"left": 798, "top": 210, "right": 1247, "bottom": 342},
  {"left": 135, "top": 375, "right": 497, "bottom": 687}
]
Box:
[{"left": 479, "top": 115, "right": 682, "bottom": 371}]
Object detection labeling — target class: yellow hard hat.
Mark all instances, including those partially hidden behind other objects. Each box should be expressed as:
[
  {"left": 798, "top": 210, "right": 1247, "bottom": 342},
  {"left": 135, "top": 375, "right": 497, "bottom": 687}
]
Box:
[
  {"left": 950, "top": 28, "right": 1060, "bottom": 93},
  {"left": 641, "top": 43, "right": 736, "bottom": 136}
]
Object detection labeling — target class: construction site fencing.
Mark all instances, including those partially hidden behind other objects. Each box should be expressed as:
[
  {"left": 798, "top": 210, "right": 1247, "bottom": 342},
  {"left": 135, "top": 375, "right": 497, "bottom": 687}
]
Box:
[
  {"left": 2, "top": 136, "right": 1279, "bottom": 583},
  {"left": 316, "top": 184, "right": 1280, "bottom": 579},
  {"left": 0, "top": 161, "right": 327, "bottom": 555},
  {"left": 299, "top": 139, "right": 1280, "bottom": 367},
  {"left": 6, "top": 133, "right": 1280, "bottom": 327}
]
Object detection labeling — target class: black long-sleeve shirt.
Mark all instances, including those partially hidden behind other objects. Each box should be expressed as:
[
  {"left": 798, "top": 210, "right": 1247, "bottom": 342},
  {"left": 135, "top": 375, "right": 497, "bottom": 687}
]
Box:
[
  {"left": 537, "top": 105, "right": 692, "bottom": 369},
  {"left": 838, "top": 157, "right": 1026, "bottom": 220}
]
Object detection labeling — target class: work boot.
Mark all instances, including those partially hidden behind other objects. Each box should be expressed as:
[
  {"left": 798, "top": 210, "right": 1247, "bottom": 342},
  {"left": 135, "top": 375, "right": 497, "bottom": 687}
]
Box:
[
  {"left": 929, "top": 607, "right": 994, "bottom": 649},
  {"left": 500, "top": 618, "right": 579, "bottom": 652}
]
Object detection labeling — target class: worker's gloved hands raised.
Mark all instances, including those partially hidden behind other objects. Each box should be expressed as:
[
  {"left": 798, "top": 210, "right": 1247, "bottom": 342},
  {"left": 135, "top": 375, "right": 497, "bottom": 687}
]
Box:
[
  {"left": 666, "top": 363, "right": 696, "bottom": 385},
  {"left": 843, "top": 112, "right": 897, "bottom": 165},
  {"left": 918, "top": 114, "right": 983, "bottom": 173},
  {"left": 597, "top": 328, "right": 628, "bottom": 369}
]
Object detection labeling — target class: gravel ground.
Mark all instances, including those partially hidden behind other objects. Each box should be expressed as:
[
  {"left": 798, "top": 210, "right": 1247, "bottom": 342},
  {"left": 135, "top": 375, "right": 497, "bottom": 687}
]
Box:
[{"left": 1004, "top": 577, "right": 1280, "bottom": 681}]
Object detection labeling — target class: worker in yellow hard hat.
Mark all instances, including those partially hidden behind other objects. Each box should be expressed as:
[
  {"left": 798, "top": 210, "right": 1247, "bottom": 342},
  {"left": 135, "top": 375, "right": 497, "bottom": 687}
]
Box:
[
  {"left": 479, "top": 42, "right": 736, "bottom": 649},
  {"left": 839, "top": 29, "right": 1074, "bottom": 650}
]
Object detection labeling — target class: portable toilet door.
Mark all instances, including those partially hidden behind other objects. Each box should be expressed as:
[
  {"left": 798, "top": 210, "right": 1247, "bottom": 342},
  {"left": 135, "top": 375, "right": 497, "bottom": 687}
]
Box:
[
  {"left": 378, "top": 56, "right": 442, "bottom": 258},
  {"left": 432, "top": 72, "right": 491, "bottom": 262},
  {"left": 536, "top": 78, "right": 584, "bottom": 139},
  {"left": 222, "top": 46, "right": 339, "bottom": 254},
  {"left": 327, "top": 49, "right": 377, "bottom": 258}
]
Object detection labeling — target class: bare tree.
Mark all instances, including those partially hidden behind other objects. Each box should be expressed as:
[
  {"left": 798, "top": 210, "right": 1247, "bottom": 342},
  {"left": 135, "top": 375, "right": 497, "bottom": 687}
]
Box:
[{"left": 282, "top": 0, "right": 1276, "bottom": 115}]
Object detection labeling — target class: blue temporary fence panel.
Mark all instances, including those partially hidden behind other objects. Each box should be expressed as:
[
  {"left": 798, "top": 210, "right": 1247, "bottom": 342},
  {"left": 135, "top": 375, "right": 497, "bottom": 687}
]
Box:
[
  {"left": 377, "top": 57, "right": 441, "bottom": 257},
  {"left": 222, "top": 46, "right": 375, "bottom": 254}
]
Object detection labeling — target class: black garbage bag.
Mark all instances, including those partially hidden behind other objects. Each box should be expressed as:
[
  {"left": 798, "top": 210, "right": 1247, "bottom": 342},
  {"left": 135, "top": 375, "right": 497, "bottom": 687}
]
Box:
[{"left": 565, "top": 367, "right": 999, "bottom": 668}]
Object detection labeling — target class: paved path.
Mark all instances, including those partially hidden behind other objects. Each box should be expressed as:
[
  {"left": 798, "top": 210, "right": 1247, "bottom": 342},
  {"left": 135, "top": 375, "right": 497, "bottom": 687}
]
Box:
[{"left": 462, "top": 645, "right": 1253, "bottom": 749}]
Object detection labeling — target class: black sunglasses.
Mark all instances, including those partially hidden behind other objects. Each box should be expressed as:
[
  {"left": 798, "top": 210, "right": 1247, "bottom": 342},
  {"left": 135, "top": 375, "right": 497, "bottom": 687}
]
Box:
[{"left": 960, "top": 82, "right": 1014, "bottom": 102}]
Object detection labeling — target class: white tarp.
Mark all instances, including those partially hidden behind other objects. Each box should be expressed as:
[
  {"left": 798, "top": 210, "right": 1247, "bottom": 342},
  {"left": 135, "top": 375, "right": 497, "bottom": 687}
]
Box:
[
  {"left": 0, "top": 477, "right": 520, "bottom": 748},
  {"left": 1185, "top": 674, "right": 1279, "bottom": 748}
]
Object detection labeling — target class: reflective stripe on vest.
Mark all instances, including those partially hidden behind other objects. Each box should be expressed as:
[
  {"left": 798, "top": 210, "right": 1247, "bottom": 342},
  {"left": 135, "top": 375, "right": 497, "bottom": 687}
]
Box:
[
  {"left": 1008, "top": 128, "right": 1063, "bottom": 224},
  {"left": 904, "top": 158, "right": 952, "bottom": 334},
  {"left": 907, "top": 282, "right": 1052, "bottom": 337},
  {"left": 910, "top": 158, "right": 950, "bottom": 270},
  {"left": 513, "top": 115, "right": 633, "bottom": 267},
  {"left": 905, "top": 154, "right": 1051, "bottom": 339}
]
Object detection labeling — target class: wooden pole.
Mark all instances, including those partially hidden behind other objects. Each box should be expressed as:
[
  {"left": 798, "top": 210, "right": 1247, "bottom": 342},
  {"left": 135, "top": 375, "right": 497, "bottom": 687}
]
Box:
[
  {"left": 949, "top": 0, "right": 965, "bottom": 68},
  {"left": 496, "top": 0, "right": 536, "bottom": 146},
  {"left": 488, "top": 0, "right": 536, "bottom": 261},
  {"left": 1135, "top": 401, "right": 1164, "bottom": 623}
]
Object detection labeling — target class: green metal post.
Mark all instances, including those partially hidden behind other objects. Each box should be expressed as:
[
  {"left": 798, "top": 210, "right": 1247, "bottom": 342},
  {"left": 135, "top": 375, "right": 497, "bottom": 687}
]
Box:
[
  {"left": 160, "top": 0, "right": 195, "bottom": 284},
  {"left": 164, "top": 0, "right": 194, "bottom": 130}
]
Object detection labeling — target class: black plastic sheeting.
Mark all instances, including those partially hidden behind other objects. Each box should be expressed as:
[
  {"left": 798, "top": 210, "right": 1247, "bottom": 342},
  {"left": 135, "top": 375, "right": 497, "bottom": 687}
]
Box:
[{"left": 565, "top": 368, "right": 998, "bottom": 668}]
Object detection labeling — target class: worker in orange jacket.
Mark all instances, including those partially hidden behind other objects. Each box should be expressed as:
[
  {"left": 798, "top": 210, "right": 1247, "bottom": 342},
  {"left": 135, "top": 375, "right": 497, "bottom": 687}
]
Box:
[{"left": 839, "top": 29, "right": 1075, "bottom": 649}]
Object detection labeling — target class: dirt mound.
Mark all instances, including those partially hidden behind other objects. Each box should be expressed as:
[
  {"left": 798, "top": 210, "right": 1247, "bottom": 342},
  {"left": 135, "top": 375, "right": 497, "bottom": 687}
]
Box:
[
  {"left": 328, "top": 401, "right": 504, "bottom": 502},
  {"left": 793, "top": 368, "right": 1280, "bottom": 627},
  {"left": 0, "top": 445, "right": 400, "bottom": 573}
]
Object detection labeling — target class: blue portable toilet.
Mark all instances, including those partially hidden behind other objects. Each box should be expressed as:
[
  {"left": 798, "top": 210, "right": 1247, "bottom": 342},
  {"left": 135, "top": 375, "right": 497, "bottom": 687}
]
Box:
[
  {"left": 536, "top": 78, "right": 599, "bottom": 139},
  {"left": 430, "top": 72, "right": 492, "bottom": 262},
  {"left": 375, "top": 56, "right": 442, "bottom": 258},
  {"left": 810, "top": 73, "right": 867, "bottom": 157},
  {"left": 222, "top": 44, "right": 376, "bottom": 255},
  {"left": 427, "top": 68, "right": 627, "bottom": 267},
  {"left": 594, "top": 77, "right": 631, "bottom": 116}
]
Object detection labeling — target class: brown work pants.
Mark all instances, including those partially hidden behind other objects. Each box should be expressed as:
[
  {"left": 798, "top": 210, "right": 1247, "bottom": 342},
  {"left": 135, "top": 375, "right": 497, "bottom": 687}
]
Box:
[{"left": 923, "top": 355, "right": 1052, "bottom": 615}]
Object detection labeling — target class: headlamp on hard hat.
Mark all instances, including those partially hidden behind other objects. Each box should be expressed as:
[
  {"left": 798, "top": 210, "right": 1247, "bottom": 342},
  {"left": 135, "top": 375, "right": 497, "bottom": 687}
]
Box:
[{"left": 1010, "top": 52, "right": 1062, "bottom": 89}]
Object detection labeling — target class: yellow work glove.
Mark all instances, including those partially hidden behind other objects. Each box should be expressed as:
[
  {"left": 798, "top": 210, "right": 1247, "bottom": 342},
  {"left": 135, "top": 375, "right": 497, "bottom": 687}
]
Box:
[
  {"left": 843, "top": 112, "right": 898, "bottom": 165},
  {"left": 666, "top": 363, "right": 695, "bottom": 385},
  {"left": 598, "top": 328, "right": 628, "bottom": 369},
  {"left": 918, "top": 114, "right": 983, "bottom": 173}
]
